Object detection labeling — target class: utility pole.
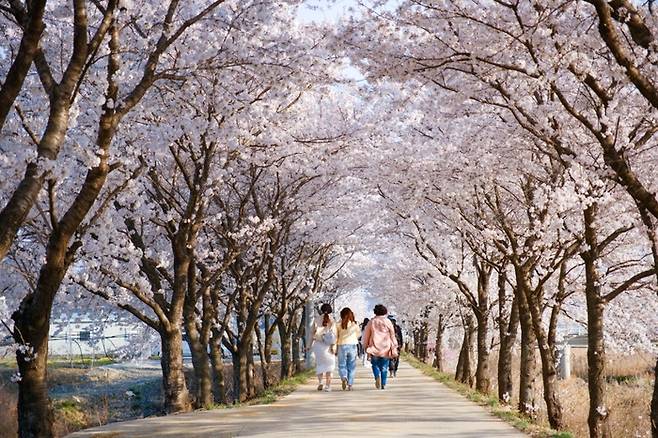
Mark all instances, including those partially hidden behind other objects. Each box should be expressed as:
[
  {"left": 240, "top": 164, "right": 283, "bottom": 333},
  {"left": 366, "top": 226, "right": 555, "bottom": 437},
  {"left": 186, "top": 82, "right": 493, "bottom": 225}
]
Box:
[{"left": 558, "top": 344, "right": 571, "bottom": 379}]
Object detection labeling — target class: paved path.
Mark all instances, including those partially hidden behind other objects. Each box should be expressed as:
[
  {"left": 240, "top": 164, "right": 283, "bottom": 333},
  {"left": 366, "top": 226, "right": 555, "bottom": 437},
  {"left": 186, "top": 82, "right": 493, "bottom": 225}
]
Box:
[{"left": 69, "top": 360, "right": 526, "bottom": 437}]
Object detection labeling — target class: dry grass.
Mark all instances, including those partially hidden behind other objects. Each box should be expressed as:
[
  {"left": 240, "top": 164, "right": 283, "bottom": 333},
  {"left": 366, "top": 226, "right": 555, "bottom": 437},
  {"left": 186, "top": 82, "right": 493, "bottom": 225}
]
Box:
[
  {"left": 558, "top": 372, "right": 653, "bottom": 438},
  {"left": 565, "top": 350, "right": 653, "bottom": 438},
  {"left": 571, "top": 349, "right": 654, "bottom": 380},
  {"left": 441, "top": 348, "right": 654, "bottom": 438}
]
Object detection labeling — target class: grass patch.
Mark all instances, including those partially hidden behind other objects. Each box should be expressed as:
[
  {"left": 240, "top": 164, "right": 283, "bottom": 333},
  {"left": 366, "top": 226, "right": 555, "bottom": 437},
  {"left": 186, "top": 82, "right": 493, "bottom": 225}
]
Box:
[
  {"left": 249, "top": 371, "right": 313, "bottom": 406},
  {"left": 48, "top": 356, "right": 115, "bottom": 368},
  {"left": 0, "top": 358, "right": 16, "bottom": 368},
  {"left": 54, "top": 398, "right": 88, "bottom": 429},
  {"left": 402, "top": 353, "right": 574, "bottom": 438},
  {"left": 211, "top": 369, "right": 314, "bottom": 410},
  {"left": 0, "top": 356, "right": 115, "bottom": 369},
  {"left": 605, "top": 375, "right": 639, "bottom": 385}
]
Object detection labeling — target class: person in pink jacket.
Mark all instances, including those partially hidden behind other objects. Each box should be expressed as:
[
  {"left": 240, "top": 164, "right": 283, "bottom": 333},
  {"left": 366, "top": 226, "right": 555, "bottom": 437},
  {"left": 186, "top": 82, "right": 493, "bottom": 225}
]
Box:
[{"left": 362, "top": 304, "right": 399, "bottom": 389}]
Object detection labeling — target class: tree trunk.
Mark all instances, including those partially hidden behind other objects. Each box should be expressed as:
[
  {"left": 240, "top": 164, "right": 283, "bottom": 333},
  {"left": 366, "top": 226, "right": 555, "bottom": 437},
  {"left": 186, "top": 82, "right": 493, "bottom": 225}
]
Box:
[
  {"left": 456, "top": 315, "right": 474, "bottom": 386},
  {"left": 184, "top": 326, "right": 213, "bottom": 408},
  {"left": 183, "top": 276, "right": 213, "bottom": 408},
  {"left": 513, "top": 267, "right": 537, "bottom": 417},
  {"left": 475, "top": 261, "right": 492, "bottom": 393},
  {"left": 421, "top": 319, "right": 430, "bottom": 362},
  {"left": 292, "top": 332, "right": 302, "bottom": 373},
  {"left": 0, "top": 0, "right": 47, "bottom": 128},
  {"left": 12, "top": 204, "right": 96, "bottom": 436},
  {"left": 230, "top": 348, "right": 251, "bottom": 402},
  {"left": 292, "top": 311, "right": 303, "bottom": 374},
  {"left": 13, "top": 305, "right": 53, "bottom": 438},
  {"left": 536, "top": 341, "right": 563, "bottom": 429},
  {"left": 231, "top": 309, "right": 261, "bottom": 402},
  {"left": 230, "top": 350, "right": 241, "bottom": 403},
  {"left": 413, "top": 328, "right": 420, "bottom": 359},
  {"left": 255, "top": 321, "right": 270, "bottom": 390},
  {"left": 160, "top": 329, "right": 192, "bottom": 413},
  {"left": 467, "top": 322, "right": 476, "bottom": 388},
  {"left": 651, "top": 359, "right": 658, "bottom": 438},
  {"left": 13, "top": 259, "right": 68, "bottom": 438},
  {"left": 524, "top": 283, "right": 564, "bottom": 430},
  {"left": 518, "top": 316, "right": 537, "bottom": 417},
  {"left": 278, "top": 321, "right": 293, "bottom": 379},
  {"left": 498, "top": 296, "right": 519, "bottom": 404},
  {"left": 432, "top": 315, "right": 445, "bottom": 372},
  {"left": 474, "top": 310, "right": 490, "bottom": 393},
  {"left": 264, "top": 315, "right": 275, "bottom": 375},
  {"left": 455, "top": 328, "right": 467, "bottom": 383},
  {"left": 209, "top": 333, "right": 227, "bottom": 404},
  {"left": 246, "top": 337, "right": 256, "bottom": 398},
  {"left": 583, "top": 204, "right": 611, "bottom": 438},
  {"left": 584, "top": 276, "right": 610, "bottom": 438}
]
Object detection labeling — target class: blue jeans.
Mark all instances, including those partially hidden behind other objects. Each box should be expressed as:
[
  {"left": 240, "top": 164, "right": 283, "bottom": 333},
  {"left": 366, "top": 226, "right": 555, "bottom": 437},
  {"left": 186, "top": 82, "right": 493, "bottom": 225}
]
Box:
[
  {"left": 337, "top": 344, "right": 358, "bottom": 385},
  {"left": 371, "top": 356, "right": 390, "bottom": 386}
]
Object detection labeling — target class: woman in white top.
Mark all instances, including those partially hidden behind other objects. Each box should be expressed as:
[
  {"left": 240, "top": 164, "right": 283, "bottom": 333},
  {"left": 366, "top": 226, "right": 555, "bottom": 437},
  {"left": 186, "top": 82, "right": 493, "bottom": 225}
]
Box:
[{"left": 310, "top": 303, "right": 337, "bottom": 391}]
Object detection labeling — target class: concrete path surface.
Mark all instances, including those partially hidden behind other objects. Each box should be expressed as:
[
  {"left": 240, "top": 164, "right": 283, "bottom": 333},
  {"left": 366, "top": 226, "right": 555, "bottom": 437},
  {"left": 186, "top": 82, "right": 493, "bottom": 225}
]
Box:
[{"left": 69, "top": 360, "right": 527, "bottom": 437}]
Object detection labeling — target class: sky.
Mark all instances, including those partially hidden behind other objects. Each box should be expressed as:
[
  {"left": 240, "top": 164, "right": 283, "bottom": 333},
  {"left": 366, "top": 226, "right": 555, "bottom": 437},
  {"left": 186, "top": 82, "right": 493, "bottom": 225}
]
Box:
[
  {"left": 296, "top": 0, "right": 360, "bottom": 24},
  {"left": 296, "top": 1, "right": 368, "bottom": 82}
]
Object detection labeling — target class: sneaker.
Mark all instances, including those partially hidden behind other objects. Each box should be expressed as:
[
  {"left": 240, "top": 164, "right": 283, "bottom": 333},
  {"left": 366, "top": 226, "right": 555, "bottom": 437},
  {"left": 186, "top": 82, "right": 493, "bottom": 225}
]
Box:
[
  {"left": 341, "top": 378, "right": 347, "bottom": 391},
  {"left": 317, "top": 384, "right": 323, "bottom": 391},
  {"left": 375, "top": 376, "right": 381, "bottom": 389},
  {"left": 381, "top": 385, "right": 386, "bottom": 390},
  {"left": 348, "top": 385, "right": 353, "bottom": 391},
  {"left": 323, "top": 385, "right": 332, "bottom": 392}
]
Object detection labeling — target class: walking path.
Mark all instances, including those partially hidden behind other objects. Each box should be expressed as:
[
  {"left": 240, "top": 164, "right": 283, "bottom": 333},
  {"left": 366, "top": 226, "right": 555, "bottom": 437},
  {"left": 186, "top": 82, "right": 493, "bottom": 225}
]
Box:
[{"left": 69, "top": 360, "right": 526, "bottom": 437}]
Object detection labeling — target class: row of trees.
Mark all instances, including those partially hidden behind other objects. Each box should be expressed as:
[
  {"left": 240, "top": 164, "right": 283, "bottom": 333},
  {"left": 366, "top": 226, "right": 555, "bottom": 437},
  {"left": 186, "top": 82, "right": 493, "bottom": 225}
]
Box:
[
  {"left": 0, "top": 2, "right": 368, "bottom": 437},
  {"left": 341, "top": 1, "right": 658, "bottom": 437},
  {"left": 2, "top": 1, "right": 658, "bottom": 438}
]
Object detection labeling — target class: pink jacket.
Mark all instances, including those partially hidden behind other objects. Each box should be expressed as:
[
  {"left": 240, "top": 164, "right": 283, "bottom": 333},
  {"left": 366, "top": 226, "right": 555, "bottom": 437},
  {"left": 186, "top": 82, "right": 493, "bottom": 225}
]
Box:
[{"left": 362, "top": 316, "right": 399, "bottom": 358}]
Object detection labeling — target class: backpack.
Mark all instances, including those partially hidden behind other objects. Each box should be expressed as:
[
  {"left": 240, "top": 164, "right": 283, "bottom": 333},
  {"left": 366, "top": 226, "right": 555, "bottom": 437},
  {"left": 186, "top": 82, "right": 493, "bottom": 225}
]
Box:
[{"left": 321, "top": 327, "right": 336, "bottom": 345}]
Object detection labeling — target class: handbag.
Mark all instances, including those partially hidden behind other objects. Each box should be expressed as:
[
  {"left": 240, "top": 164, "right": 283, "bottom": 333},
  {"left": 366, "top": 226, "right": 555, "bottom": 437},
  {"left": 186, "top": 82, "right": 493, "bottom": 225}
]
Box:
[
  {"left": 321, "top": 328, "right": 336, "bottom": 345},
  {"left": 388, "top": 345, "right": 399, "bottom": 358}
]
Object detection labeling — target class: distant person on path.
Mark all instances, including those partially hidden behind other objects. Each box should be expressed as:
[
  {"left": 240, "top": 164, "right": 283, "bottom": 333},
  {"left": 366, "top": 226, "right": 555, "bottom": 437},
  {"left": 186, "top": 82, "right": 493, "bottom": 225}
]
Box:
[
  {"left": 362, "top": 304, "right": 398, "bottom": 389},
  {"left": 358, "top": 317, "right": 369, "bottom": 365},
  {"left": 310, "top": 303, "right": 337, "bottom": 391},
  {"left": 336, "top": 307, "right": 361, "bottom": 391},
  {"left": 388, "top": 316, "right": 403, "bottom": 377}
]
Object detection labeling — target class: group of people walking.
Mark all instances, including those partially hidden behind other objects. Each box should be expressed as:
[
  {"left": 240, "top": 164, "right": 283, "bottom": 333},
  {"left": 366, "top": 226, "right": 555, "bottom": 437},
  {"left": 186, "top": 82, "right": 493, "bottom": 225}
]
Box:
[{"left": 309, "top": 303, "right": 403, "bottom": 392}]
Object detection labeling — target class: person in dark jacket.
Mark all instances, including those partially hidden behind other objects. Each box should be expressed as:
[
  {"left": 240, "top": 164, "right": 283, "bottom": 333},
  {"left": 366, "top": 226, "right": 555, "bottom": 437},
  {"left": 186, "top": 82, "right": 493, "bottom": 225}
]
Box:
[
  {"left": 388, "top": 316, "right": 403, "bottom": 377},
  {"left": 358, "top": 317, "right": 369, "bottom": 365}
]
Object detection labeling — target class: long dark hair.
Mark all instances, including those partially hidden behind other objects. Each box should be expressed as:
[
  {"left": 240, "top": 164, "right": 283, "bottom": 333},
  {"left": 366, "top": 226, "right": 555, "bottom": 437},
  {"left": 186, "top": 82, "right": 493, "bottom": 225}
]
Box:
[
  {"left": 320, "top": 303, "right": 332, "bottom": 327},
  {"left": 340, "top": 307, "right": 355, "bottom": 330},
  {"left": 361, "top": 317, "right": 369, "bottom": 330}
]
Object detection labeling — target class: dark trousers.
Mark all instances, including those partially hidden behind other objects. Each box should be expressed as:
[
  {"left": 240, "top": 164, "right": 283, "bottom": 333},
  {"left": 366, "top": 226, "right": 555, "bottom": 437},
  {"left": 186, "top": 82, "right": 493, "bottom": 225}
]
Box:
[{"left": 389, "top": 356, "right": 400, "bottom": 374}]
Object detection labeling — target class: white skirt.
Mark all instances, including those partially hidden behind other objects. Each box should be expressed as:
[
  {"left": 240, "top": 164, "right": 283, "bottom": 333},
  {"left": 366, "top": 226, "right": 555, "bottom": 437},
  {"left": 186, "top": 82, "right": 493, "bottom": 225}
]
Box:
[{"left": 312, "top": 342, "right": 335, "bottom": 374}]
